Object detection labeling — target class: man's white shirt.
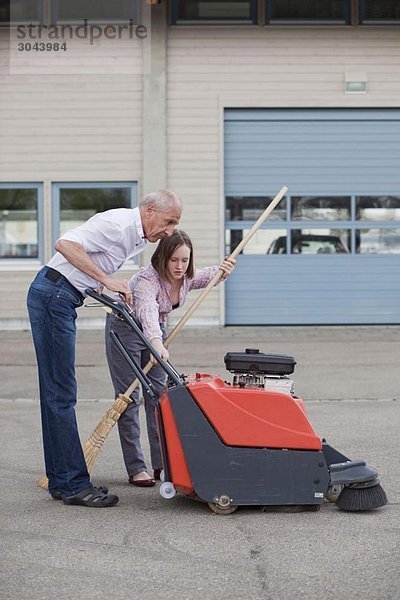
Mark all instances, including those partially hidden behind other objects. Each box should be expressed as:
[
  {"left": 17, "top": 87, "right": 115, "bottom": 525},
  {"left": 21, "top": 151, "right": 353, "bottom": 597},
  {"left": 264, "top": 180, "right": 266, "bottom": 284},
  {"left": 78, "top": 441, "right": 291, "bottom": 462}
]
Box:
[{"left": 47, "top": 208, "right": 147, "bottom": 295}]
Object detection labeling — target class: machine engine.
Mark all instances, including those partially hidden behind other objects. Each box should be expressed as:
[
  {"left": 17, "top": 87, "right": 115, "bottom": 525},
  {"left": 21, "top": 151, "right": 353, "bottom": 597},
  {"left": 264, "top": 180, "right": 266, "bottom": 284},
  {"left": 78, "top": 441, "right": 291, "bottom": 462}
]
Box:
[{"left": 224, "top": 348, "right": 296, "bottom": 396}]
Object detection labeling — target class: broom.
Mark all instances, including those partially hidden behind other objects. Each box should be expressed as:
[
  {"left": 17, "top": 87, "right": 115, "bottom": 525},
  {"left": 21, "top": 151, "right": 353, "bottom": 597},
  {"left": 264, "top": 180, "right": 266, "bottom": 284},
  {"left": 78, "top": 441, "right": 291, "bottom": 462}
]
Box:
[{"left": 38, "top": 185, "right": 288, "bottom": 490}]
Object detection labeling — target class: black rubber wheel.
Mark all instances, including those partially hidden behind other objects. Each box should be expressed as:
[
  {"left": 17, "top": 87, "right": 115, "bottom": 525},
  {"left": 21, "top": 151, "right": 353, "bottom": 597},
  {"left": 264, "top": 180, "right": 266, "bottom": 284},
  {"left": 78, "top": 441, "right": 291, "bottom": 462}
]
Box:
[{"left": 208, "top": 502, "right": 238, "bottom": 515}]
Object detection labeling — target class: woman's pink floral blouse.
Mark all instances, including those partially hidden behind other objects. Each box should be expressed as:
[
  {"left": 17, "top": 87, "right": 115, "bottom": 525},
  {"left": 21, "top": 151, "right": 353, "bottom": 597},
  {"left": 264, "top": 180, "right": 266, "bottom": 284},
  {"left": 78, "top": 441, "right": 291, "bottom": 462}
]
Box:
[{"left": 128, "top": 264, "right": 220, "bottom": 341}]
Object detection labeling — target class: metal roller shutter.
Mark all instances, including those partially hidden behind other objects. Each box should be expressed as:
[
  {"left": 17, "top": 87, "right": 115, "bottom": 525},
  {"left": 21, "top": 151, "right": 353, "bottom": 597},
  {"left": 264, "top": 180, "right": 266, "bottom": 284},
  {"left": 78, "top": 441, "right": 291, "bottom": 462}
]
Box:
[{"left": 224, "top": 109, "right": 400, "bottom": 324}]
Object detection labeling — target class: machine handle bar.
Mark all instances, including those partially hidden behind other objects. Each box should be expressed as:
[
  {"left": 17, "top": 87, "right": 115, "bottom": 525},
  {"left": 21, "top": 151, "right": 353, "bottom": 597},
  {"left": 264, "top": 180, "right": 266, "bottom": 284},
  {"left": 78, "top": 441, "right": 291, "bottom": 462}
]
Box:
[{"left": 84, "top": 288, "right": 183, "bottom": 387}]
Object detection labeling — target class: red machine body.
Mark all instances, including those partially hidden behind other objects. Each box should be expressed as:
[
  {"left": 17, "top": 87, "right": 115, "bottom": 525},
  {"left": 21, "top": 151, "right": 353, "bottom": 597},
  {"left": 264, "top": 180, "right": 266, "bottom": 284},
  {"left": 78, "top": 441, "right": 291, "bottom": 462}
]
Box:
[{"left": 158, "top": 373, "right": 321, "bottom": 497}]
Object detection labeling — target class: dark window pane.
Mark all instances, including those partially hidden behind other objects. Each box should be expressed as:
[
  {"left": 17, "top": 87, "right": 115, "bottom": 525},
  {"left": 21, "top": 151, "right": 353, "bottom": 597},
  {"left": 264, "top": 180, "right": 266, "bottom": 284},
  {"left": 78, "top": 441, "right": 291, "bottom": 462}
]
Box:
[
  {"left": 0, "top": 188, "right": 38, "bottom": 258},
  {"left": 267, "top": 229, "right": 350, "bottom": 254},
  {"left": 361, "top": 0, "right": 400, "bottom": 21},
  {"left": 268, "top": 0, "right": 347, "bottom": 21},
  {"left": 226, "top": 196, "right": 287, "bottom": 221},
  {"left": 357, "top": 228, "right": 400, "bottom": 254},
  {"left": 59, "top": 187, "right": 131, "bottom": 236},
  {"left": 5, "top": 0, "right": 40, "bottom": 22},
  {"left": 292, "top": 196, "right": 351, "bottom": 221},
  {"left": 356, "top": 196, "right": 400, "bottom": 221},
  {"left": 0, "top": 0, "right": 8, "bottom": 22},
  {"left": 55, "top": 0, "right": 137, "bottom": 22},
  {"left": 176, "top": 0, "right": 253, "bottom": 20}
]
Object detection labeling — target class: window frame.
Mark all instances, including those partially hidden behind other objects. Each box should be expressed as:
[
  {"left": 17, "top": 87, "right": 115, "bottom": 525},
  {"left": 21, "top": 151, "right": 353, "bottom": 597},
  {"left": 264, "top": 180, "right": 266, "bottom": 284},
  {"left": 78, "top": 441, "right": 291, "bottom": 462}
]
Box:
[{"left": 0, "top": 182, "right": 44, "bottom": 264}]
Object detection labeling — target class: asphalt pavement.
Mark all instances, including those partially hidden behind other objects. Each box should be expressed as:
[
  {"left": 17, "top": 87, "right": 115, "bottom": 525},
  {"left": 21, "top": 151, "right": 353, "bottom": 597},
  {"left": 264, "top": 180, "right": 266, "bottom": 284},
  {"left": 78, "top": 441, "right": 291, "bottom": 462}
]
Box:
[{"left": 0, "top": 324, "right": 399, "bottom": 600}]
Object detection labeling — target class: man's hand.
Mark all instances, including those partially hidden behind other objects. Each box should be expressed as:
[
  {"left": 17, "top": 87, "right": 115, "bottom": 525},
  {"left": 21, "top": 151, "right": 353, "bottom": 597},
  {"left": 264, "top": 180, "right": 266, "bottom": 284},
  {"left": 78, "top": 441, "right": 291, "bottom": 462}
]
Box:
[
  {"left": 102, "top": 276, "right": 133, "bottom": 305},
  {"left": 150, "top": 338, "right": 169, "bottom": 365}
]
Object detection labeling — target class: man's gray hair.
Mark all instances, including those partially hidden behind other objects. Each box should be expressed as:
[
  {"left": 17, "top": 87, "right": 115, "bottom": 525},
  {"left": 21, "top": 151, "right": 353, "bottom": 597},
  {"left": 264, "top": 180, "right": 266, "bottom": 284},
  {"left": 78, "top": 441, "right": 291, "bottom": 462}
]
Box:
[{"left": 139, "top": 189, "right": 181, "bottom": 211}]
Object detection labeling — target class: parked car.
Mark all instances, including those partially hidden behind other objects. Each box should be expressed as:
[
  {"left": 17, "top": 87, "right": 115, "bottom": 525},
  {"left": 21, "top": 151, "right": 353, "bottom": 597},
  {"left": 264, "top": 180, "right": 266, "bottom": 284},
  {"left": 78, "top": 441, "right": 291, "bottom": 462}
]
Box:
[{"left": 267, "top": 234, "right": 349, "bottom": 254}]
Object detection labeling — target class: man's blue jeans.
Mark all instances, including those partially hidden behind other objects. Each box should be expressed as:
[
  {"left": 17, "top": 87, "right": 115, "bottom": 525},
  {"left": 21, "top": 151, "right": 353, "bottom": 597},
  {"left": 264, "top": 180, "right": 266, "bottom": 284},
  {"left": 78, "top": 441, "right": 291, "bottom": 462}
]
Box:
[{"left": 27, "top": 267, "right": 90, "bottom": 497}]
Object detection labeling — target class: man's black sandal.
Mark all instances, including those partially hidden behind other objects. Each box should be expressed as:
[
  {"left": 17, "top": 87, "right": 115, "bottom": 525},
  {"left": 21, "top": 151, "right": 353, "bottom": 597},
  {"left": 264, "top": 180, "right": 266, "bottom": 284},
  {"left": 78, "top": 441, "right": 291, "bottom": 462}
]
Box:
[
  {"left": 51, "top": 485, "right": 109, "bottom": 501},
  {"left": 62, "top": 486, "right": 118, "bottom": 507}
]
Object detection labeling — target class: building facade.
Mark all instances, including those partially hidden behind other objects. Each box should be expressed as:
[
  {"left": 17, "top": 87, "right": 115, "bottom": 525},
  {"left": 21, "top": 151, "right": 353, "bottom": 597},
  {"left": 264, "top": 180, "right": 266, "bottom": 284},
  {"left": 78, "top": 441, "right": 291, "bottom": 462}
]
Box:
[{"left": 1, "top": 1, "right": 400, "bottom": 327}]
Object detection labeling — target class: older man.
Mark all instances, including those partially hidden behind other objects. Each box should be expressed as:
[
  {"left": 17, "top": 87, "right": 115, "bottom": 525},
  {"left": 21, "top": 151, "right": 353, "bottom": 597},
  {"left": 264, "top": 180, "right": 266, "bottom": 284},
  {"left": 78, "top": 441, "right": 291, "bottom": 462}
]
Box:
[{"left": 27, "top": 190, "right": 182, "bottom": 508}]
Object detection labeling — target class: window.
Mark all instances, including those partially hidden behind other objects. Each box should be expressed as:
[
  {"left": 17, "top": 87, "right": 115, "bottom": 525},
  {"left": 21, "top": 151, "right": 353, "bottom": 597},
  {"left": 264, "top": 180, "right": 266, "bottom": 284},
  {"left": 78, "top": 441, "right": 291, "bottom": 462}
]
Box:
[
  {"left": 0, "top": 0, "right": 8, "bottom": 23},
  {"left": 292, "top": 196, "right": 350, "bottom": 221},
  {"left": 356, "top": 196, "right": 400, "bottom": 221},
  {"left": 0, "top": 184, "right": 43, "bottom": 260},
  {"left": 1, "top": 0, "right": 42, "bottom": 24},
  {"left": 225, "top": 196, "right": 287, "bottom": 254},
  {"left": 171, "top": 0, "right": 258, "bottom": 23},
  {"left": 53, "top": 183, "right": 136, "bottom": 241},
  {"left": 359, "top": 0, "right": 400, "bottom": 23},
  {"left": 266, "top": 0, "right": 351, "bottom": 23},
  {"left": 226, "top": 196, "right": 287, "bottom": 222},
  {"left": 51, "top": 0, "right": 138, "bottom": 23},
  {"left": 52, "top": 183, "right": 137, "bottom": 264},
  {"left": 356, "top": 196, "right": 400, "bottom": 253},
  {"left": 2, "top": 0, "right": 138, "bottom": 25},
  {"left": 357, "top": 228, "right": 400, "bottom": 254}
]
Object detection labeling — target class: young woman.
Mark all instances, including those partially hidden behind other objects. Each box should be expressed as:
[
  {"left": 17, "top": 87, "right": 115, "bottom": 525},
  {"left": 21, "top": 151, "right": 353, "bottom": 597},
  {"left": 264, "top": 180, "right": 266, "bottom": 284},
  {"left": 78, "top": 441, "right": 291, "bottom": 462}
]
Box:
[{"left": 105, "top": 230, "right": 235, "bottom": 487}]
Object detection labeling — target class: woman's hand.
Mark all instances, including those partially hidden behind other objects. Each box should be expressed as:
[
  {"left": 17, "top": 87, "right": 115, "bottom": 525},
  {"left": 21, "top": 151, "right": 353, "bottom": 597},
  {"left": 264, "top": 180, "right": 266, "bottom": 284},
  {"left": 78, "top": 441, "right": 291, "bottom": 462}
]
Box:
[
  {"left": 150, "top": 338, "right": 170, "bottom": 364},
  {"left": 220, "top": 257, "right": 236, "bottom": 279}
]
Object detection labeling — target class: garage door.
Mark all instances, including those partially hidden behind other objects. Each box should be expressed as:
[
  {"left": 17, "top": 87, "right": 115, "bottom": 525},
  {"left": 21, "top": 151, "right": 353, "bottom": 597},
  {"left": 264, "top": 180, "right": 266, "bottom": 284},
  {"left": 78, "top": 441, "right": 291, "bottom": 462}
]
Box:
[{"left": 224, "top": 109, "right": 400, "bottom": 324}]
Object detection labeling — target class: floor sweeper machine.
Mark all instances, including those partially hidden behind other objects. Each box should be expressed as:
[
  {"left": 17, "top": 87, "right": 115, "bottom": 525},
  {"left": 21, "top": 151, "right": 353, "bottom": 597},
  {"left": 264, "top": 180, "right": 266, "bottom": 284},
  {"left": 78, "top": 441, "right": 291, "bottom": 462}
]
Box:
[{"left": 89, "top": 290, "right": 387, "bottom": 515}]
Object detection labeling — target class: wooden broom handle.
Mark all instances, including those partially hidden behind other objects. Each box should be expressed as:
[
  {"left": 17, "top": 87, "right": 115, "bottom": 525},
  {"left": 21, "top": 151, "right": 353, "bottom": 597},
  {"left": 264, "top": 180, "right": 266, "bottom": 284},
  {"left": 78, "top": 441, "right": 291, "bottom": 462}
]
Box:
[{"left": 123, "top": 185, "right": 288, "bottom": 397}]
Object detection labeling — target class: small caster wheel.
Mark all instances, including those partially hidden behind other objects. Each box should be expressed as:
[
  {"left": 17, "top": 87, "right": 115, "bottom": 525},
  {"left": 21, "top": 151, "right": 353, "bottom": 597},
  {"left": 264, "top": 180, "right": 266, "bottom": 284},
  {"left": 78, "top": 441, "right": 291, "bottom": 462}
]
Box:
[
  {"left": 208, "top": 502, "right": 238, "bottom": 515},
  {"left": 326, "top": 485, "right": 343, "bottom": 503},
  {"left": 159, "top": 481, "right": 176, "bottom": 499},
  {"left": 159, "top": 470, "right": 165, "bottom": 483},
  {"left": 208, "top": 494, "right": 237, "bottom": 515}
]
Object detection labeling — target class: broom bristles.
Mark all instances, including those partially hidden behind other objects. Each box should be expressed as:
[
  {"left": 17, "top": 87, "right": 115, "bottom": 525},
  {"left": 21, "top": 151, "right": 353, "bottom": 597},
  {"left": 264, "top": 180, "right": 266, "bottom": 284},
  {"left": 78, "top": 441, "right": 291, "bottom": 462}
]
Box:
[
  {"left": 336, "top": 483, "right": 388, "bottom": 511},
  {"left": 37, "top": 393, "right": 132, "bottom": 491},
  {"left": 38, "top": 475, "right": 49, "bottom": 490}
]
